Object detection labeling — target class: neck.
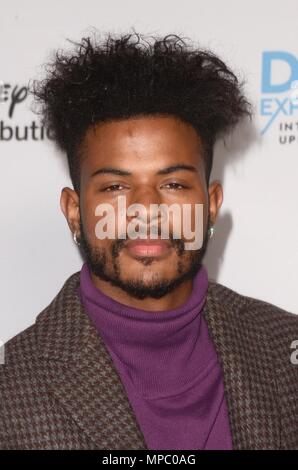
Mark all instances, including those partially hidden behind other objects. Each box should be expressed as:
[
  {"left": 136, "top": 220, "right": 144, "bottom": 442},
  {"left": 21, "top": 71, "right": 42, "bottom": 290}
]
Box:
[{"left": 89, "top": 272, "right": 194, "bottom": 312}]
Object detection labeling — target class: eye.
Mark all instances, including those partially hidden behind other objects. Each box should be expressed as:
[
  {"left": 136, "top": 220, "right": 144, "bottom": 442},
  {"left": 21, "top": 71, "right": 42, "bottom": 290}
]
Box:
[
  {"left": 102, "top": 184, "right": 125, "bottom": 192},
  {"left": 162, "top": 182, "right": 187, "bottom": 190}
]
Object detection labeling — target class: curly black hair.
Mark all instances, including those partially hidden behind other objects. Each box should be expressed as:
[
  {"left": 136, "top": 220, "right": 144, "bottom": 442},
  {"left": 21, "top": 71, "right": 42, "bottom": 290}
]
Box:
[{"left": 30, "top": 30, "right": 252, "bottom": 193}]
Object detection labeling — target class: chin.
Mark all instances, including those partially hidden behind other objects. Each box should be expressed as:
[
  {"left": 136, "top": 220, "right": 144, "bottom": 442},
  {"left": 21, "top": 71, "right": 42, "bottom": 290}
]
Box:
[
  {"left": 121, "top": 264, "right": 173, "bottom": 278},
  {"left": 120, "top": 269, "right": 165, "bottom": 283}
]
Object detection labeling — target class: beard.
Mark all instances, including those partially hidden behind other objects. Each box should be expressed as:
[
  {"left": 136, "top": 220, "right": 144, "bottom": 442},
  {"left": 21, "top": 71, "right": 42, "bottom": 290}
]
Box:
[{"left": 77, "top": 218, "right": 210, "bottom": 300}]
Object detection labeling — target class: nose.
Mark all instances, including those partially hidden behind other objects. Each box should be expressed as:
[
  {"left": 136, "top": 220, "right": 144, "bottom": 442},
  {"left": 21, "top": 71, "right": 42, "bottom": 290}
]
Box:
[{"left": 127, "top": 186, "right": 166, "bottom": 232}]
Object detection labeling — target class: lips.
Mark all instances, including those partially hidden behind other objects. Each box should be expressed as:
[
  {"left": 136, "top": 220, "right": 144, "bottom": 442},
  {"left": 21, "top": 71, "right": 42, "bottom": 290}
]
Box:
[{"left": 125, "top": 239, "right": 172, "bottom": 257}]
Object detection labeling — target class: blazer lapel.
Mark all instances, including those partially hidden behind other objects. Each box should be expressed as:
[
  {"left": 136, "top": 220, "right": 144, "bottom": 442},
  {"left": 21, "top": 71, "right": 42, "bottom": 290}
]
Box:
[
  {"left": 202, "top": 282, "right": 281, "bottom": 449},
  {"left": 35, "top": 272, "right": 148, "bottom": 450}
]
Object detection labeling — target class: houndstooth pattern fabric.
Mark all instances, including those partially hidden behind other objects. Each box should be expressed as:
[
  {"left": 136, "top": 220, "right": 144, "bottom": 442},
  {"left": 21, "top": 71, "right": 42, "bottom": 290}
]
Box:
[{"left": 0, "top": 271, "right": 297, "bottom": 449}]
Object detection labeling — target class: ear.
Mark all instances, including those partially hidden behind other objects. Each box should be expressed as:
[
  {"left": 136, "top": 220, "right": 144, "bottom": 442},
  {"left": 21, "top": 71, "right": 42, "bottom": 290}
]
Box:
[
  {"left": 60, "top": 187, "right": 81, "bottom": 237},
  {"left": 208, "top": 180, "right": 223, "bottom": 226}
]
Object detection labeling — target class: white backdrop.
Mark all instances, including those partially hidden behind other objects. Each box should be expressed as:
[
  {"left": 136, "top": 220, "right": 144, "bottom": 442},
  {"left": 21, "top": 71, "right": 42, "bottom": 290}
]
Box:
[{"left": 1, "top": 0, "right": 298, "bottom": 344}]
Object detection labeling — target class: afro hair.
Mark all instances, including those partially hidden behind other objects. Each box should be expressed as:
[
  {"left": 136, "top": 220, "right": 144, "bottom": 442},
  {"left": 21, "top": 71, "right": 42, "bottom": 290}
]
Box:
[{"left": 31, "top": 30, "right": 252, "bottom": 193}]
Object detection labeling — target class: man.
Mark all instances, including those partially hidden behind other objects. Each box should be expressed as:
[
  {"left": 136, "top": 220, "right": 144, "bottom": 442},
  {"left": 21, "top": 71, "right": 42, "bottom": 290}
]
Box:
[{"left": 0, "top": 31, "right": 297, "bottom": 450}]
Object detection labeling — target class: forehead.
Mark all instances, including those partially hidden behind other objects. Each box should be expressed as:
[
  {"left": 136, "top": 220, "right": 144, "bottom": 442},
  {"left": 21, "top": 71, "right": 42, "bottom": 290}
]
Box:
[{"left": 79, "top": 115, "right": 204, "bottom": 172}]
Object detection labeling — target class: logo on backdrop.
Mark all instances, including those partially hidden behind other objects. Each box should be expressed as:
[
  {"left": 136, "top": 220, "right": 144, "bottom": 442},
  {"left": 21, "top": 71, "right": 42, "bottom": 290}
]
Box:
[
  {"left": 0, "top": 81, "right": 54, "bottom": 142},
  {"left": 260, "top": 51, "right": 298, "bottom": 144}
]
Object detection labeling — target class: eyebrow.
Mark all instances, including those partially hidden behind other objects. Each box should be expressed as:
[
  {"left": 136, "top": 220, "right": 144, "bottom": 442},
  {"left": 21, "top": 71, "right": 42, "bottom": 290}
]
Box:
[{"left": 91, "top": 164, "right": 197, "bottom": 178}]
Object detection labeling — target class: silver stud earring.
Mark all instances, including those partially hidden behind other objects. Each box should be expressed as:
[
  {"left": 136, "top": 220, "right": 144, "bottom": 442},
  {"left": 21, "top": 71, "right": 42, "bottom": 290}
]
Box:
[
  {"left": 73, "top": 232, "right": 81, "bottom": 246},
  {"left": 208, "top": 225, "right": 215, "bottom": 239}
]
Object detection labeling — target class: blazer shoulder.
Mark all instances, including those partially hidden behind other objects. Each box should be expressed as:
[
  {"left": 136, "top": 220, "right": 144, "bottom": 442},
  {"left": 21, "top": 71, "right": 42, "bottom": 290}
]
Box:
[
  {"left": 1, "top": 323, "right": 39, "bottom": 371},
  {"left": 1, "top": 270, "right": 81, "bottom": 366},
  {"left": 208, "top": 279, "right": 298, "bottom": 329}
]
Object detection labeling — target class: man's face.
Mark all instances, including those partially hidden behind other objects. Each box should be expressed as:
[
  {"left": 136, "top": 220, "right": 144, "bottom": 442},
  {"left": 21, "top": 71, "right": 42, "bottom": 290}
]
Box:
[{"left": 61, "top": 115, "right": 223, "bottom": 299}]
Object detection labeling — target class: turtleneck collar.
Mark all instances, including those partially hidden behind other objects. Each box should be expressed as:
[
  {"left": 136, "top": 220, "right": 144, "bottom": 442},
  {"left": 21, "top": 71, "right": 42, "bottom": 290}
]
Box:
[
  {"left": 79, "top": 261, "right": 208, "bottom": 318},
  {"left": 77, "top": 261, "right": 212, "bottom": 399}
]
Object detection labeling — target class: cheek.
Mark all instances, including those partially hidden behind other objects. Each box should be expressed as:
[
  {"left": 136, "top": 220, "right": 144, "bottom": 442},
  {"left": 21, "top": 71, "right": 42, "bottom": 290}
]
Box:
[
  {"left": 80, "top": 193, "right": 117, "bottom": 243},
  {"left": 179, "top": 205, "right": 206, "bottom": 244},
  {"left": 168, "top": 200, "right": 208, "bottom": 239},
  {"left": 193, "top": 204, "right": 208, "bottom": 242},
  {"left": 81, "top": 209, "right": 100, "bottom": 243}
]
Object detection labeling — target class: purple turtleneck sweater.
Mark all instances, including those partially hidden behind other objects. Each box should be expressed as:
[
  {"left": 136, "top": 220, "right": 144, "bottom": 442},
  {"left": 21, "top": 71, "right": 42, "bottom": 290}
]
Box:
[{"left": 77, "top": 262, "right": 233, "bottom": 450}]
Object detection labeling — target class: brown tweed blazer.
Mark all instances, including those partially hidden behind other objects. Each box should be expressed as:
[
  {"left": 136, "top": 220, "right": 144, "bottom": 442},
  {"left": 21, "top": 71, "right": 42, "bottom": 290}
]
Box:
[{"left": 0, "top": 271, "right": 298, "bottom": 450}]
